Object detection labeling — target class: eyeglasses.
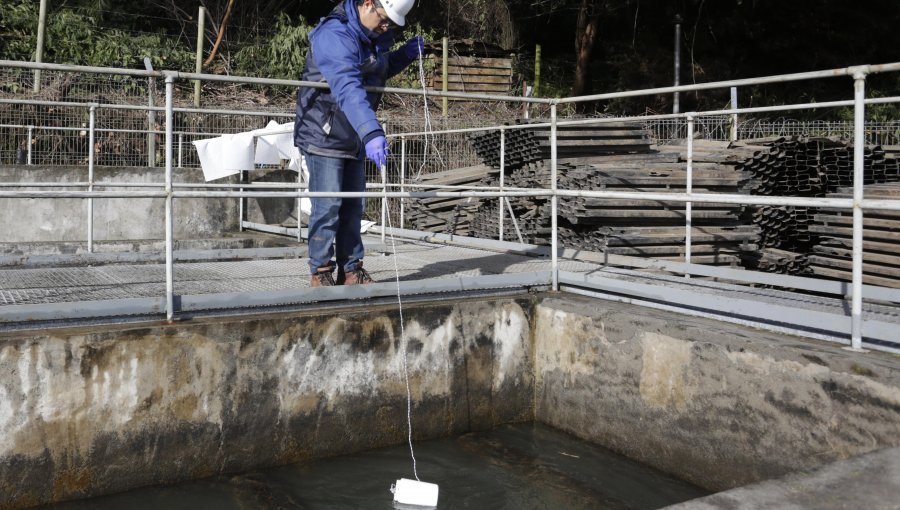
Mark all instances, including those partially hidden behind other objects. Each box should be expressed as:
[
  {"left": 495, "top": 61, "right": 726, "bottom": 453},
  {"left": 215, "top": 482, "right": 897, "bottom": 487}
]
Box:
[{"left": 373, "top": 8, "right": 396, "bottom": 28}]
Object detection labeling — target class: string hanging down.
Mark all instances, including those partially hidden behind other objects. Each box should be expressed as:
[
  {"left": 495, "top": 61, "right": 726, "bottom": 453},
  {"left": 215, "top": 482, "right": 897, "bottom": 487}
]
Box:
[
  {"left": 414, "top": 43, "right": 444, "bottom": 181},
  {"left": 383, "top": 169, "right": 440, "bottom": 507},
  {"left": 386, "top": 40, "right": 443, "bottom": 509}
]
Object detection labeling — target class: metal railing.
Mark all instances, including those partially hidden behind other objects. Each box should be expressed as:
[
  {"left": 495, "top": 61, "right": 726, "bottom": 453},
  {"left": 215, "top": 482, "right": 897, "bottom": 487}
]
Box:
[{"left": 1, "top": 59, "right": 900, "bottom": 353}]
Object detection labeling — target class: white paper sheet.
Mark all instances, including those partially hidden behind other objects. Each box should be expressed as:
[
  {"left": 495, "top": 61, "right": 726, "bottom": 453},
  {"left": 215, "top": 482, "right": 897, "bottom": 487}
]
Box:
[{"left": 193, "top": 132, "right": 257, "bottom": 182}]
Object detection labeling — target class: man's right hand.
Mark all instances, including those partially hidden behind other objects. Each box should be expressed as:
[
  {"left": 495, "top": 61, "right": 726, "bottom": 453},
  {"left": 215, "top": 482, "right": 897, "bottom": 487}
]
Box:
[{"left": 365, "top": 135, "right": 389, "bottom": 168}]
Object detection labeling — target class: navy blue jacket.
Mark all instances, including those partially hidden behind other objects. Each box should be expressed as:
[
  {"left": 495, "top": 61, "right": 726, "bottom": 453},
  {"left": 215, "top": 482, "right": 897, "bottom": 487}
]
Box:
[{"left": 294, "top": 0, "right": 415, "bottom": 159}]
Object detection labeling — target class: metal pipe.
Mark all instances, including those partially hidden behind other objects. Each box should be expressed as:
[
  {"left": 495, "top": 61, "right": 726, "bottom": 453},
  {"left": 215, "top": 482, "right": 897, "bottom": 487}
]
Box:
[
  {"left": 499, "top": 128, "right": 505, "bottom": 241},
  {"left": 164, "top": 76, "right": 175, "bottom": 321},
  {"left": 2, "top": 97, "right": 896, "bottom": 142},
  {"left": 551, "top": 103, "right": 559, "bottom": 291},
  {"left": 730, "top": 87, "right": 739, "bottom": 141},
  {"left": 381, "top": 163, "right": 388, "bottom": 246},
  {"left": 26, "top": 126, "right": 33, "bottom": 165},
  {"left": 557, "top": 63, "right": 900, "bottom": 104},
  {"left": 442, "top": 37, "right": 449, "bottom": 117},
  {"left": 851, "top": 71, "right": 867, "bottom": 350},
  {"left": 239, "top": 170, "right": 245, "bottom": 233},
  {"left": 673, "top": 15, "right": 682, "bottom": 114},
  {"left": 400, "top": 137, "right": 406, "bottom": 229},
  {"left": 6, "top": 58, "right": 900, "bottom": 104},
  {"left": 296, "top": 170, "right": 302, "bottom": 243},
  {"left": 146, "top": 58, "right": 157, "bottom": 168},
  {"left": 194, "top": 6, "right": 206, "bottom": 108},
  {"left": 178, "top": 133, "right": 184, "bottom": 168},
  {"left": 685, "top": 114, "right": 693, "bottom": 276},
  {"left": 33, "top": 0, "right": 48, "bottom": 93},
  {"left": 88, "top": 106, "right": 96, "bottom": 253}
]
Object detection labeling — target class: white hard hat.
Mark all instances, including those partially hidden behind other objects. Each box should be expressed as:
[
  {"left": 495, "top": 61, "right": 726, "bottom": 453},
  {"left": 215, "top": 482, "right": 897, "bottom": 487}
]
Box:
[{"left": 380, "top": 0, "right": 414, "bottom": 27}]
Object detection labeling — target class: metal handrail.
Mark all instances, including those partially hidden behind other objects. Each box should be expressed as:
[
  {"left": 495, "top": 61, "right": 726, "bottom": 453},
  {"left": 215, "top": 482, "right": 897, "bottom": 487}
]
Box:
[{"left": 2, "top": 58, "right": 900, "bottom": 351}]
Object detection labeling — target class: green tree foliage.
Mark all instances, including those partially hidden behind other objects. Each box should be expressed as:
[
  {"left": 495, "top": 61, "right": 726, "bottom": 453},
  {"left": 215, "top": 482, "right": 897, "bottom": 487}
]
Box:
[
  {"left": 0, "top": 0, "right": 194, "bottom": 70},
  {"left": 233, "top": 13, "right": 313, "bottom": 80}
]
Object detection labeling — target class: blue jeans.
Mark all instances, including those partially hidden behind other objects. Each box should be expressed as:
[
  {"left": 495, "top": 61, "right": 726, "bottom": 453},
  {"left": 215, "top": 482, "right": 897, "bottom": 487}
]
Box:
[{"left": 304, "top": 152, "right": 366, "bottom": 274}]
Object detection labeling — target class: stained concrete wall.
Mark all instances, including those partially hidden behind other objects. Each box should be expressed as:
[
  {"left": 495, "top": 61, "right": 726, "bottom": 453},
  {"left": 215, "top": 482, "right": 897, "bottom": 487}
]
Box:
[
  {"left": 0, "top": 166, "right": 239, "bottom": 243},
  {"left": 0, "top": 298, "right": 534, "bottom": 509},
  {"left": 2, "top": 292, "right": 900, "bottom": 508},
  {"left": 534, "top": 296, "right": 900, "bottom": 492}
]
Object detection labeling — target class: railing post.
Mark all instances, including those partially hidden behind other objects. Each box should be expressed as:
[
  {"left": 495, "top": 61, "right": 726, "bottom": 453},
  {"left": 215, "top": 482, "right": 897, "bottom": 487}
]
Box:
[
  {"left": 442, "top": 37, "right": 449, "bottom": 117},
  {"left": 685, "top": 114, "right": 694, "bottom": 276},
  {"left": 33, "top": 0, "right": 48, "bottom": 93},
  {"left": 178, "top": 133, "right": 184, "bottom": 168},
  {"left": 146, "top": 58, "right": 156, "bottom": 168},
  {"left": 400, "top": 136, "right": 406, "bottom": 229},
  {"left": 499, "top": 127, "right": 505, "bottom": 241},
  {"left": 164, "top": 75, "right": 175, "bottom": 321},
  {"left": 730, "top": 87, "right": 739, "bottom": 142},
  {"left": 87, "top": 105, "right": 96, "bottom": 253},
  {"left": 551, "top": 103, "right": 559, "bottom": 291},
  {"left": 381, "top": 123, "right": 388, "bottom": 245},
  {"left": 239, "top": 170, "right": 245, "bottom": 233},
  {"left": 26, "top": 126, "right": 34, "bottom": 165},
  {"left": 194, "top": 6, "right": 206, "bottom": 108},
  {"left": 850, "top": 68, "right": 869, "bottom": 351},
  {"left": 297, "top": 169, "right": 303, "bottom": 243}
]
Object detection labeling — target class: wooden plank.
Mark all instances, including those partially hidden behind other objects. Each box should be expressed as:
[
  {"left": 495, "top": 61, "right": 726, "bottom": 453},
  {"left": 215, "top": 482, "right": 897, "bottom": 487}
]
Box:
[
  {"left": 809, "top": 266, "right": 900, "bottom": 288},
  {"left": 813, "top": 214, "right": 900, "bottom": 230},
  {"left": 808, "top": 256, "right": 900, "bottom": 279},
  {"left": 434, "top": 74, "right": 512, "bottom": 85},
  {"left": 814, "top": 237, "right": 900, "bottom": 254},
  {"left": 606, "top": 245, "right": 748, "bottom": 256},
  {"left": 445, "top": 56, "right": 513, "bottom": 68},
  {"left": 444, "top": 66, "right": 512, "bottom": 77},
  {"left": 812, "top": 245, "right": 900, "bottom": 266},
  {"left": 433, "top": 83, "right": 511, "bottom": 93},
  {"left": 808, "top": 224, "right": 900, "bottom": 242}
]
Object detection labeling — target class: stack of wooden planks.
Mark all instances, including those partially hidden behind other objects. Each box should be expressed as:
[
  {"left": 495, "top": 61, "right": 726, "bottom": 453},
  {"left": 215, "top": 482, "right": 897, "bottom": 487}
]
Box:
[
  {"left": 402, "top": 164, "right": 494, "bottom": 236},
  {"left": 468, "top": 136, "right": 761, "bottom": 266},
  {"left": 430, "top": 55, "right": 514, "bottom": 95},
  {"left": 468, "top": 119, "right": 655, "bottom": 169},
  {"left": 808, "top": 183, "right": 900, "bottom": 288}
]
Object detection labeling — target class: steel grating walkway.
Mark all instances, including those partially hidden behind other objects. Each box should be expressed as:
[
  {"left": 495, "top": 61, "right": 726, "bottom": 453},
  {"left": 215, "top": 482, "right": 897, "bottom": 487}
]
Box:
[
  {"left": 0, "top": 236, "right": 599, "bottom": 306},
  {"left": 1, "top": 234, "right": 899, "bottom": 352}
]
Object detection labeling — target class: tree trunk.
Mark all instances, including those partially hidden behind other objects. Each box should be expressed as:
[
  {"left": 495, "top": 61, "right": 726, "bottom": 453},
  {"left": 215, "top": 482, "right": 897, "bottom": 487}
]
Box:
[{"left": 573, "top": 0, "right": 602, "bottom": 105}]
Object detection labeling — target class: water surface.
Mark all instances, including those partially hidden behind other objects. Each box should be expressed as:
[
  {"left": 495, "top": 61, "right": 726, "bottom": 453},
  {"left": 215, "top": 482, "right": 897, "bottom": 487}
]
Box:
[{"left": 44, "top": 423, "right": 708, "bottom": 509}]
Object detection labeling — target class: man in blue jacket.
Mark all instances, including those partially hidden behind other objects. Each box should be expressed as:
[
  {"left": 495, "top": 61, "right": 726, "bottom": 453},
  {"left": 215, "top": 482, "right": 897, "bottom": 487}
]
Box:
[{"left": 295, "top": 0, "right": 423, "bottom": 287}]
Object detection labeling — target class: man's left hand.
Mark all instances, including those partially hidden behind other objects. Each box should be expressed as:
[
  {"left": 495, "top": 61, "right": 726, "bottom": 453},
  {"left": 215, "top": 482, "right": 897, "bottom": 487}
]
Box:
[{"left": 402, "top": 36, "right": 426, "bottom": 59}]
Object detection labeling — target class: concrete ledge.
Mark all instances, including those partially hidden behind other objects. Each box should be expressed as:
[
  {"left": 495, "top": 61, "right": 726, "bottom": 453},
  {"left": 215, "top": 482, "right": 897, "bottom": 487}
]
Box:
[
  {"left": 0, "top": 166, "right": 239, "bottom": 242},
  {"left": 663, "top": 446, "right": 900, "bottom": 510},
  {"left": 0, "top": 297, "right": 535, "bottom": 508},
  {"left": 534, "top": 295, "right": 900, "bottom": 492}
]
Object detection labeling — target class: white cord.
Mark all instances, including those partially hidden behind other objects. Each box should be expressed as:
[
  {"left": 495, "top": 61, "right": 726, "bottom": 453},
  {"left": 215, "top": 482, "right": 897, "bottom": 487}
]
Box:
[
  {"left": 382, "top": 166, "right": 419, "bottom": 482},
  {"left": 414, "top": 43, "right": 443, "bottom": 181}
]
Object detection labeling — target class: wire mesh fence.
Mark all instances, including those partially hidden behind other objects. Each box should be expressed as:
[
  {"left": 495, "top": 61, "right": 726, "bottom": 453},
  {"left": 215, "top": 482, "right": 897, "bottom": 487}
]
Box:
[
  {"left": 647, "top": 116, "right": 900, "bottom": 146},
  {"left": 3, "top": 66, "right": 899, "bottom": 173}
]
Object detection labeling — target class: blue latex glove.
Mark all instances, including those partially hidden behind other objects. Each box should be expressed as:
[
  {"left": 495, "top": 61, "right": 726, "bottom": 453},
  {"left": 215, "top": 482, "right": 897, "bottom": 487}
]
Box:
[
  {"left": 402, "top": 36, "right": 425, "bottom": 59},
  {"left": 365, "top": 135, "right": 389, "bottom": 168}
]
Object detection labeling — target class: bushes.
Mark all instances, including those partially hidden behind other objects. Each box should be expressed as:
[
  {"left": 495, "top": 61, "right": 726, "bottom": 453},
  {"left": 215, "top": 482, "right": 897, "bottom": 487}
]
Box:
[{"left": 0, "top": 0, "right": 194, "bottom": 70}]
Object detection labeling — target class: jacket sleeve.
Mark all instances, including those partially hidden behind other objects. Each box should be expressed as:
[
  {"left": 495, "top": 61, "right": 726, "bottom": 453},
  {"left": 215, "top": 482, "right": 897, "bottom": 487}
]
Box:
[
  {"left": 387, "top": 49, "right": 416, "bottom": 80},
  {"left": 311, "top": 24, "right": 382, "bottom": 142}
]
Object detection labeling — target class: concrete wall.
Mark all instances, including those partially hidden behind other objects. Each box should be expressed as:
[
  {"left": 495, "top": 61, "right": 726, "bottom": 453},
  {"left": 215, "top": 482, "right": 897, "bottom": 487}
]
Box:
[
  {"left": 534, "top": 296, "right": 900, "bottom": 492},
  {"left": 0, "top": 166, "right": 240, "bottom": 243},
  {"left": 0, "top": 298, "right": 534, "bottom": 509},
  {"left": 2, "top": 292, "right": 899, "bottom": 508}
]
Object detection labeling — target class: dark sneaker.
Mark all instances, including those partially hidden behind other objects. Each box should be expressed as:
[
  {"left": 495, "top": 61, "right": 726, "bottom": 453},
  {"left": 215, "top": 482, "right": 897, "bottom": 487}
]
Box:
[
  {"left": 310, "top": 268, "right": 335, "bottom": 288},
  {"left": 337, "top": 263, "right": 375, "bottom": 285}
]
